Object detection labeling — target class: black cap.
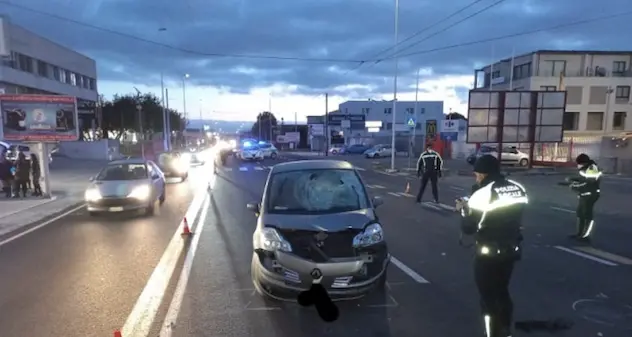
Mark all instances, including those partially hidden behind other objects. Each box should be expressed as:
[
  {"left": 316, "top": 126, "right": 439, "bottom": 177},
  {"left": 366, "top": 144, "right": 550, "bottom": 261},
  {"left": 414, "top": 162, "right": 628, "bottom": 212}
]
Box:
[
  {"left": 575, "top": 153, "right": 590, "bottom": 165},
  {"left": 473, "top": 154, "right": 500, "bottom": 174}
]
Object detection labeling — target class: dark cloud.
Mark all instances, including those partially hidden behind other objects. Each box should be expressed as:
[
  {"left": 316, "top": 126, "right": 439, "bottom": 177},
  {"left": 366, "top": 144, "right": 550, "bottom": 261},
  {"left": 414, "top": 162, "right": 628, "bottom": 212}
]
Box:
[{"left": 5, "top": 0, "right": 631, "bottom": 97}]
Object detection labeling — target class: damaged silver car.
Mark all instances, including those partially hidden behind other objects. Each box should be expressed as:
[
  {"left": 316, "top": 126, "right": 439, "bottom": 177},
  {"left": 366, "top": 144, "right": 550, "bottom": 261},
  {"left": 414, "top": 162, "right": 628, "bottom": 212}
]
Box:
[{"left": 247, "top": 159, "right": 390, "bottom": 301}]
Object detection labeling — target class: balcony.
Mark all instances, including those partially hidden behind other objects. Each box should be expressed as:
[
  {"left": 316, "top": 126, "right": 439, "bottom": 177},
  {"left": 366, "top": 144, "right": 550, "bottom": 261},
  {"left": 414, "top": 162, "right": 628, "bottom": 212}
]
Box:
[{"left": 535, "top": 68, "right": 632, "bottom": 78}]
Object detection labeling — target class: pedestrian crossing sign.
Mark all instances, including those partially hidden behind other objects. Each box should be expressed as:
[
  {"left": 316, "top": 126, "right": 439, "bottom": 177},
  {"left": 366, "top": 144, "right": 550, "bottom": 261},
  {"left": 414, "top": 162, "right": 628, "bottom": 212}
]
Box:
[{"left": 407, "top": 118, "right": 415, "bottom": 127}]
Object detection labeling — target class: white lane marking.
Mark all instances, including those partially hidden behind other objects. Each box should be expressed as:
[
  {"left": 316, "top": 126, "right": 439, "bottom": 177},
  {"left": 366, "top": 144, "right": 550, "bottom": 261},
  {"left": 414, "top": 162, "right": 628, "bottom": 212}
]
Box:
[
  {"left": 554, "top": 246, "right": 618, "bottom": 266},
  {"left": 376, "top": 171, "right": 397, "bottom": 177},
  {"left": 436, "top": 203, "right": 456, "bottom": 211},
  {"left": 551, "top": 206, "right": 574, "bottom": 214},
  {"left": 387, "top": 192, "right": 402, "bottom": 197},
  {"left": 573, "top": 246, "right": 632, "bottom": 266},
  {"left": 366, "top": 185, "right": 377, "bottom": 189},
  {"left": 224, "top": 168, "right": 233, "bottom": 172},
  {"left": 399, "top": 192, "right": 415, "bottom": 198},
  {"left": 449, "top": 186, "right": 464, "bottom": 191},
  {"left": 391, "top": 256, "right": 430, "bottom": 283},
  {"left": 239, "top": 167, "right": 248, "bottom": 171},
  {"left": 355, "top": 167, "right": 366, "bottom": 171},
  {"left": 371, "top": 184, "right": 386, "bottom": 189},
  {"left": 121, "top": 185, "right": 209, "bottom": 337},
  {"left": 0, "top": 203, "right": 85, "bottom": 248},
  {"left": 254, "top": 166, "right": 265, "bottom": 171},
  {"left": 422, "top": 202, "right": 442, "bottom": 211},
  {"left": 160, "top": 194, "right": 211, "bottom": 337}
]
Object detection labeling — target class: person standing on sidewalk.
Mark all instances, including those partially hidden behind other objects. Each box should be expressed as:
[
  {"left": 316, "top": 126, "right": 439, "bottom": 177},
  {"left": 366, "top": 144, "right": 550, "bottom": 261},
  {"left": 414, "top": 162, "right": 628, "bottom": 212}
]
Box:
[
  {"left": 13, "top": 152, "right": 30, "bottom": 198},
  {"left": 415, "top": 142, "right": 443, "bottom": 204},
  {"left": 0, "top": 155, "right": 12, "bottom": 198},
  {"left": 30, "top": 153, "right": 43, "bottom": 197}
]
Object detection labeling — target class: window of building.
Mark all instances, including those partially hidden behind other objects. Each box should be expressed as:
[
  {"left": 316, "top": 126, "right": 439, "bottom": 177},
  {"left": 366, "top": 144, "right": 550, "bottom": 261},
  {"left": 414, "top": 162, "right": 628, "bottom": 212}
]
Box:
[
  {"left": 77, "top": 75, "right": 83, "bottom": 87},
  {"left": 384, "top": 108, "right": 392, "bottom": 114},
  {"left": 82, "top": 75, "right": 90, "bottom": 89},
  {"left": 612, "top": 61, "right": 627, "bottom": 75},
  {"left": 70, "top": 72, "right": 77, "bottom": 86},
  {"left": 613, "top": 111, "right": 626, "bottom": 131},
  {"left": 512, "top": 63, "right": 531, "bottom": 80},
  {"left": 562, "top": 111, "right": 579, "bottom": 131},
  {"left": 540, "top": 86, "right": 557, "bottom": 91},
  {"left": 615, "top": 85, "right": 630, "bottom": 100},
  {"left": 542, "top": 60, "right": 566, "bottom": 76},
  {"left": 491, "top": 70, "right": 500, "bottom": 79},
  {"left": 51, "top": 66, "right": 60, "bottom": 81},
  {"left": 37, "top": 60, "right": 48, "bottom": 77},
  {"left": 586, "top": 112, "right": 604, "bottom": 131},
  {"left": 89, "top": 78, "right": 96, "bottom": 90},
  {"left": 17, "top": 53, "right": 34, "bottom": 73},
  {"left": 59, "top": 68, "right": 66, "bottom": 83},
  {"left": 64, "top": 70, "right": 72, "bottom": 84},
  {"left": 361, "top": 107, "right": 370, "bottom": 114},
  {"left": 406, "top": 107, "right": 414, "bottom": 114}
]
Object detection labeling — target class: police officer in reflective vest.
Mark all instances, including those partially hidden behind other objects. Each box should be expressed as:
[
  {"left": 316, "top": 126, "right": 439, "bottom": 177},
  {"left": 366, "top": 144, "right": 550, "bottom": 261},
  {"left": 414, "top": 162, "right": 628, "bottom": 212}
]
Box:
[
  {"left": 456, "top": 155, "right": 528, "bottom": 337},
  {"left": 415, "top": 143, "right": 443, "bottom": 203},
  {"left": 567, "top": 153, "right": 601, "bottom": 243}
]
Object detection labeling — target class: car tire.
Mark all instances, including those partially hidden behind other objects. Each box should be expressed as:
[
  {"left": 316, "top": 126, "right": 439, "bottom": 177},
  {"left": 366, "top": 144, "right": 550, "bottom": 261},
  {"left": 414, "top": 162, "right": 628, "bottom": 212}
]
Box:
[
  {"left": 270, "top": 152, "right": 278, "bottom": 159},
  {"left": 331, "top": 150, "right": 338, "bottom": 154},
  {"left": 519, "top": 158, "right": 528, "bottom": 167},
  {"left": 88, "top": 211, "right": 98, "bottom": 217},
  {"left": 145, "top": 201, "right": 155, "bottom": 216},
  {"left": 159, "top": 189, "right": 166, "bottom": 204}
]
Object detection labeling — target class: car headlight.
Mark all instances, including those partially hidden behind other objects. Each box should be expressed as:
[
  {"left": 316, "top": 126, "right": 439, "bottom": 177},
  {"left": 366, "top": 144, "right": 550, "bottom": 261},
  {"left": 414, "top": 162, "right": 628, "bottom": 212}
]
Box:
[
  {"left": 128, "top": 185, "right": 152, "bottom": 200},
  {"left": 256, "top": 227, "right": 292, "bottom": 252},
  {"left": 352, "top": 223, "right": 384, "bottom": 248},
  {"left": 84, "top": 188, "right": 101, "bottom": 202}
]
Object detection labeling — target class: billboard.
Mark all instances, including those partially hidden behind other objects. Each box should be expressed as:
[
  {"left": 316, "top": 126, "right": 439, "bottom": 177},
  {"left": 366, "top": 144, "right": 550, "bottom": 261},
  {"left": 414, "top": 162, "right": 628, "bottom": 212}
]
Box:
[
  {"left": 0, "top": 94, "right": 79, "bottom": 142},
  {"left": 467, "top": 90, "right": 566, "bottom": 144}
]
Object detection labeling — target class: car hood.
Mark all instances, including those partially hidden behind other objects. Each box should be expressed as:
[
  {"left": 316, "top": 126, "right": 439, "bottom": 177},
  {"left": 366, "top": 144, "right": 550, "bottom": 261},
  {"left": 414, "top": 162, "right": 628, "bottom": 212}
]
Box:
[
  {"left": 90, "top": 180, "right": 149, "bottom": 197},
  {"left": 261, "top": 209, "right": 376, "bottom": 232}
]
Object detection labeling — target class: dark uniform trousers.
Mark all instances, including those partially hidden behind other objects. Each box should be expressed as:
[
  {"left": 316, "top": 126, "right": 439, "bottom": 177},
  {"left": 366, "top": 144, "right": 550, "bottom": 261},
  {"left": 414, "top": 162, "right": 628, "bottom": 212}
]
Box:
[
  {"left": 474, "top": 252, "right": 517, "bottom": 337},
  {"left": 416, "top": 171, "right": 438, "bottom": 202},
  {"left": 576, "top": 194, "right": 599, "bottom": 237}
]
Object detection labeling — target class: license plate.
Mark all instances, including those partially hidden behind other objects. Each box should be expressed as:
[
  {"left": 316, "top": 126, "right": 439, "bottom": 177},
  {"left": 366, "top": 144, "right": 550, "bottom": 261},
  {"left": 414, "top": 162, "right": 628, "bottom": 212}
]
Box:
[{"left": 109, "top": 207, "right": 124, "bottom": 212}]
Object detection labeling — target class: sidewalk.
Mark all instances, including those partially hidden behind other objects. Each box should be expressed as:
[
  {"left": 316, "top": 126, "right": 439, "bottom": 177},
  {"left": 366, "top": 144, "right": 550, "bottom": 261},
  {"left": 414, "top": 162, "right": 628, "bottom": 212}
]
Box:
[{"left": 0, "top": 158, "right": 104, "bottom": 237}]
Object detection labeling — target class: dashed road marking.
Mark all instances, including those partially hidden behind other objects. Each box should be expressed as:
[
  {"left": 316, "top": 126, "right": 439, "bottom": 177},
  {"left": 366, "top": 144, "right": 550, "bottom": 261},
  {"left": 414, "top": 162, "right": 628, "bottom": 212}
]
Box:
[
  {"left": 254, "top": 166, "right": 265, "bottom": 171},
  {"left": 422, "top": 202, "right": 442, "bottom": 211},
  {"left": 239, "top": 167, "right": 248, "bottom": 171},
  {"left": 554, "top": 246, "right": 618, "bottom": 266},
  {"left": 387, "top": 192, "right": 402, "bottom": 197},
  {"left": 224, "top": 168, "right": 233, "bottom": 172},
  {"left": 355, "top": 167, "right": 366, "bottom": 171},
  {"left": 449, "top": 186, "right": 465, "bottom": 191},
  {"left": 573, "top": 246, "right": 632, "bottom": 265},
  {"left": 366, "top": 184, "right": 386, "bottom": 189}
]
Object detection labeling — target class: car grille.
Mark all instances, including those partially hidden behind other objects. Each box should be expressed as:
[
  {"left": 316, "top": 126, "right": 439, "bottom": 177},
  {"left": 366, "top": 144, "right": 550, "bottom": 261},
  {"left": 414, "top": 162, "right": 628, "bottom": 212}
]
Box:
[
  {"left": 93, "top": 197, "right": 146, "bottom": 207},
  {"left": 278, "top": 229, "right": 362, "bottom": 263}
]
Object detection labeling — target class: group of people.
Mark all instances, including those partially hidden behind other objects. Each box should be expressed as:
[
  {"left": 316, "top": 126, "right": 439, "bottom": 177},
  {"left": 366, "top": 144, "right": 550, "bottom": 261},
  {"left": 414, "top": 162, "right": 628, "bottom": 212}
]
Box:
[
  {"left": 0, "top": 151, "right": 43, "bottom": 198},
  {"left": 414, "top": 144, "right": 601, "bottom": 337}
]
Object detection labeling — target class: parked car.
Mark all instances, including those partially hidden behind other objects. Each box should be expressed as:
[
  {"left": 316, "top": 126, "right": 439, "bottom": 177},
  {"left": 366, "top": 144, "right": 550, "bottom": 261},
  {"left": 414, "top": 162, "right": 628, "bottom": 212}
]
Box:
[
  {"left": 467, "top": 146, "right": 530, "bottom": 166},
  {"left": 329, "top": 145, "right": 345, "bottom": 155},
  {"left": 85, "top": 158, "right": 166, "bottom": 216},
  {"left": 345, "top": 144, "right": 371, "bottom": 154},
  {"left": 247, "top": 159, "right": 389, "bottom": 300},
  {"left": 365, "top": 144, "right": 393, "bottom": 158},
  {"left": 239, "top": 144, "right": 264, "bottom": 161},
  {"left": 258, "top": 142, "right": 279, "bottom": 159}
]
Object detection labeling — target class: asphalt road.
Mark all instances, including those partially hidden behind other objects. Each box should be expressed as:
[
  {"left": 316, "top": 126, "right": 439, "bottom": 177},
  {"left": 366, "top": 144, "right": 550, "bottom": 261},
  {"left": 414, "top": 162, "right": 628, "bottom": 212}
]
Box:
[
  {"left": 0, "top": 162, "right": 210, "bottom": 337},
  {"left": 150, "top": 156, "right": 632, "bottom": 337}
]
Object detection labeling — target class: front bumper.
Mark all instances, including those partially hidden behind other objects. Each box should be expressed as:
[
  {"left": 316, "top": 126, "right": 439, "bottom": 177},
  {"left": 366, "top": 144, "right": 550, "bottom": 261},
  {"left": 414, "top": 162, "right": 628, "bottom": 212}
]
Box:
[
  {"left": 252, "top": 245, "right": 390, "bottom": 301},
  {"left": 86, "top": 197, "right": 150, "bottom": 212}
]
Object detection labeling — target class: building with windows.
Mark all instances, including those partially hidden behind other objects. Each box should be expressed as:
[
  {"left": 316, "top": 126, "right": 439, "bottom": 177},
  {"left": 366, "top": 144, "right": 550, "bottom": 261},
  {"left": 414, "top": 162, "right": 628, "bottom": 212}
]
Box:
[
  {"left": 0, "top": 17, "right": 98, "bottom": 131},
  {"left": 473, "top": 50, "right": 632, "bottom": 135}
]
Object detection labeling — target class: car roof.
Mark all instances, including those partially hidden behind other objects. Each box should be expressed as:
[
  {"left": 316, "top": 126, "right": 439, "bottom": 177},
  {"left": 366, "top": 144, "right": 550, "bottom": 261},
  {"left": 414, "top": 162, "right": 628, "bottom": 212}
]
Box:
[
  {"left": 109, "top": 158, "right": 148, "bottom": 165},
  {"left": 271, "top": 159, "right": 355, "bottom": 173}
]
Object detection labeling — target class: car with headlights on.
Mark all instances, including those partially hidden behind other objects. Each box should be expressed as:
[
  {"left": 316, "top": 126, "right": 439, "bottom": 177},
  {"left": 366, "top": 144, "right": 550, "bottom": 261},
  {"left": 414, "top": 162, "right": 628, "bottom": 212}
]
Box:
[
  {"left": 157, "top": 151, "right": 189, "bottom": 181},
  {"left": 85, "top": 158, "right": 166, "bottom": 216},
  {"left": 239, "top": 143, "right": 264, "bottom": 161},
  {"left": 247, "top": 159, "right": 389, "bottom": 301}
]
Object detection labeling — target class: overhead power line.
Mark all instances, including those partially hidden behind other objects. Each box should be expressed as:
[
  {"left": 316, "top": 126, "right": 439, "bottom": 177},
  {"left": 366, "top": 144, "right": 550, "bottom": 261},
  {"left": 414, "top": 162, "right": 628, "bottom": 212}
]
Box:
[
  {"left": 0, "top": 1, "right": 365, "bottom": 64},
  {"left": 344, "top": 0, "right": 487, "bottom": 74},
  {"left": 376, "top": 0, "right": 507, "bottom": 63}
]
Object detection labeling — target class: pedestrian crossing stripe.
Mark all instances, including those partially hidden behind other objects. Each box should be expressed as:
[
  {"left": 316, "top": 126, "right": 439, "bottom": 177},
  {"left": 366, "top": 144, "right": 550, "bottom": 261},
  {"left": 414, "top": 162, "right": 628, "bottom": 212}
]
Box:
[{"left": 355, "top": 167, "right": 366, "bottom": 171}]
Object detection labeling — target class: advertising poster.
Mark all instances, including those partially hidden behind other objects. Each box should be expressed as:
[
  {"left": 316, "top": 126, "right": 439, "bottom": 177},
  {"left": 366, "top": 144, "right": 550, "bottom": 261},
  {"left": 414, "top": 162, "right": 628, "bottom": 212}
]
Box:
[{"left": 0, "top": 94, "right": 79, "bottom": 142}]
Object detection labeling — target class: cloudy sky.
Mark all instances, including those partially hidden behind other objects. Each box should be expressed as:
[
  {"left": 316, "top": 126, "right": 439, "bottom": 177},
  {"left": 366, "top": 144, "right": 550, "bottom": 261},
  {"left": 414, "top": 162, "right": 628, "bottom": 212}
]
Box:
[{"left": 2, "top": 0, "right": 630, "bottom": 123}]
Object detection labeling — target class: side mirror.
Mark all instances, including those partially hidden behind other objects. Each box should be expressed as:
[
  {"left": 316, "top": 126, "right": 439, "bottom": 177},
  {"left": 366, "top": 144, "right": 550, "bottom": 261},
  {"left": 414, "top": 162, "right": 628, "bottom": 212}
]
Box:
[
  {"left": 152, "top": 174, "right": 160, "bottom": 180},
  {"left": 246, "top": 202, "right": 260, "bottom": 213},
  {"left": 372, "top": 196, "right": 384, "bottom": 208}
]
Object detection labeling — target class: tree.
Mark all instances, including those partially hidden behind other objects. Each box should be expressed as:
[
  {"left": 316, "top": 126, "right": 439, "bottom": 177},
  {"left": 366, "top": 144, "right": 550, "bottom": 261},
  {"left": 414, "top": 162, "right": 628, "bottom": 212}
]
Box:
[
  {"left": 100, "top": 92, "right": 184, "bottom": 139},
  {"left": 446, "top": 112, "right": 467, "bottom": 120},
  {"left": 251, "top": 111, "right": 278, "bottom": 141}
]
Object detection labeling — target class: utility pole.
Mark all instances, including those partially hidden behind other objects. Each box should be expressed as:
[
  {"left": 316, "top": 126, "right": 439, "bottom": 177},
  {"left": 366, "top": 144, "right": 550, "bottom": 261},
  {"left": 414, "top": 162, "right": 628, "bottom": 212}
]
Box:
[
  {"left": 325, "top": 93, "right": 329, "bottom": 156},
  {"left": 133, "top": 87, "right": 145, "bottom": 158}
]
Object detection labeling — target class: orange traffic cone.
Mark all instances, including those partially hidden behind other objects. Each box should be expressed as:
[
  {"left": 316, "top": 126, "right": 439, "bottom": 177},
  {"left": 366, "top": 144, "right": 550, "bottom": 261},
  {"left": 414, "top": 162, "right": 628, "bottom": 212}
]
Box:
[
  {"left": 181, "top": 217, "right": 192, "bottom": 236},
  {"left": 405, "top": 182, "right": 410, "bottom": 194},
  {"left": 113, "top": 331, "right": 122, "bottom": 337}
]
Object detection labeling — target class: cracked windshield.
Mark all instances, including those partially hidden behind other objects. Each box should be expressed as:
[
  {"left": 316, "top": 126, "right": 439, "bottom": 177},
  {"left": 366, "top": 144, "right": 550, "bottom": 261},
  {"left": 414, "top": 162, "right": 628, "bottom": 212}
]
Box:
[{"left": 1, "top": 0, "right": 631, "bottom": 336}]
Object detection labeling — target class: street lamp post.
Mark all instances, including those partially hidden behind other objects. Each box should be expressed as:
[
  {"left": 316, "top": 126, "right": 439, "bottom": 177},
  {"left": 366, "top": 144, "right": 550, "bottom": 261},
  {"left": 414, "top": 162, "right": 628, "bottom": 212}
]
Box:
[
  {"left": 182, "top": 73, "right": 190, "bottom": 123},
  {"left": 133, "top": 87, "right": 145, "bottom": 158},
  {"left": 158, "top": 27, "right": 169, "bottom": 151},
  {"left": 390, "top": 0, "right": 400, "bottom": 171}
]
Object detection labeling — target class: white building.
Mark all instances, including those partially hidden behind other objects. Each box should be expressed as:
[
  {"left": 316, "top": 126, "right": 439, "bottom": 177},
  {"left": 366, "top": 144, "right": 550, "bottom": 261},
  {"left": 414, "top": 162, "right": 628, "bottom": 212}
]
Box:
[
  {"left": 474, "top": 50, "right": 632, "bottom": 135},
  {"left": 0, "top": 17, "right": 98, "bottom": 128}
]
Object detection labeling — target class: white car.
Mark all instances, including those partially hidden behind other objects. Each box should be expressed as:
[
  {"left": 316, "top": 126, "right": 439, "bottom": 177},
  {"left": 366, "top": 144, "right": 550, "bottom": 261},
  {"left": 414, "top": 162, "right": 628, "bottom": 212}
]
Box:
[
  {"left": 329, "top": 145, "right": 345, "bottom": 155},
  {"left": 85, "top": 158, "right": 166, "bottom": 216},
  {"left": 468, "top": 146, "right": 530, "bottom": 167},
  {"left": 258, "top": 143, "right": 279, "bottom": 159},
  {"left": 239, "top": 144, "right": 264, "bottom": 161}
]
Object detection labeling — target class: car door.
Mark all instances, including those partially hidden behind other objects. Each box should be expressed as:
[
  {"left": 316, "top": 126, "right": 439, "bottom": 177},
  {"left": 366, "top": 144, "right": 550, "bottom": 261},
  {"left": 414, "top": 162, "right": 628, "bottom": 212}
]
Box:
[
  {"left": 259, "top": 144, "right": 272, "bottom": 157},
  {"left": 501, "top": 147, "right": 518, "bottom": 164},
  {"left": 146, "top": 162, "right": 161, "bottom": 197}
]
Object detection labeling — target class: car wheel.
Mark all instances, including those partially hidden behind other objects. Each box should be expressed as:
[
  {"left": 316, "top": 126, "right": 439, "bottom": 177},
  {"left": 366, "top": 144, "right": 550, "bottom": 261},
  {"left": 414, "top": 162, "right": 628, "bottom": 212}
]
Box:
[
  {"left": 519, "top": 158, "right": 528, "bottom": 167},
  {"left": 145, "top": 201, "right": 155, "bottom": 216},
  {"left": 270, "top": 152, "right": 278, "bottom": 159},
  {"left": 88, "top": 211, "right": 98, "bottom": 217},
  {"left": 159, "top": 189, "right": 166, "bottom": 204},
  {"left": 373, "top": 153, "right": 379, "bottom": 158},
  {"left": 331, "top": 150, "right": 338, "bottom": 154}
]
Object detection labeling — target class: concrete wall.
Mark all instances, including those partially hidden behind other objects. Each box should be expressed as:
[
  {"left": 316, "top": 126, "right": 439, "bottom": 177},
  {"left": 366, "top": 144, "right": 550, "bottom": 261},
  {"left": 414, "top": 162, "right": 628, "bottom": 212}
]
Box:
[{"left": 58, "top": 140, "right": 120, "bottom": 160}]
